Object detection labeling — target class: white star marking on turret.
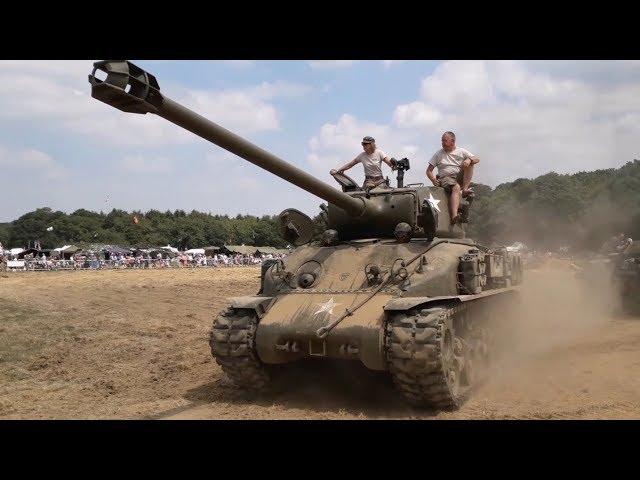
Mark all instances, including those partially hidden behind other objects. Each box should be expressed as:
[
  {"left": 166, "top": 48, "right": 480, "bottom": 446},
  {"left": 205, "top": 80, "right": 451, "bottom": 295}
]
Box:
[
  {"left": 314, "top": 297, "right": 341, "bottom": 316},
  {"left": 427, "top": 193, "right": 441, "bottom": 212}
]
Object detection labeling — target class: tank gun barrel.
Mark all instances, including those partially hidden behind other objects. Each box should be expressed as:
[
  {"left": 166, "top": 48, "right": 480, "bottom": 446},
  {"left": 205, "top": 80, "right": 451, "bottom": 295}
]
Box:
[{"left": 88, "top": 60, "right": 364, "bottom": 217}]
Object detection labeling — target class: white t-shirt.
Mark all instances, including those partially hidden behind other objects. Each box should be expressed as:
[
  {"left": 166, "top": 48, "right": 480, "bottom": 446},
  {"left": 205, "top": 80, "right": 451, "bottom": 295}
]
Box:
[
  {"left": 428, "top": 147, "right": 475, "bottom": 177},
  {"left": 354, "top": 149, "right": 388, "bottom": 177}
]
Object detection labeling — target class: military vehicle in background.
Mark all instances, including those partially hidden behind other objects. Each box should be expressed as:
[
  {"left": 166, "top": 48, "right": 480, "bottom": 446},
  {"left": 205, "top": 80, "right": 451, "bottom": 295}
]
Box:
[
  {"left": 89, "top": 60, "right": 523, "bottom": 409},
  {"left": 574, "top": 238, "right": 639, "bottom": 315},
  {"left": 614, "top": 242, "right": 640, "bottom": 313}
]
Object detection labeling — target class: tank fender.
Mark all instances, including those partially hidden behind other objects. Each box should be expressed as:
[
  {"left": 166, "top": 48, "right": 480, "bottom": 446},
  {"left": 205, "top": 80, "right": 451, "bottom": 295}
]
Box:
[
  {"left": 383, "top": 289, "right": 519, "bottom": 312},
  {"left": 228, "top": 296, "right": 275, "bottom": 318},
  {"left": 383, "top": 296, "right": 464, "bottom": 312}
]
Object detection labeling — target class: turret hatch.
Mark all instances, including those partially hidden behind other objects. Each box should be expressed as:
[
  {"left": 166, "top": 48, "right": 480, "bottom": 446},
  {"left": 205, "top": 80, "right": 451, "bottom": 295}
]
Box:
[{"left": 279, "top": 209, "right": 315, "bottom": 246}]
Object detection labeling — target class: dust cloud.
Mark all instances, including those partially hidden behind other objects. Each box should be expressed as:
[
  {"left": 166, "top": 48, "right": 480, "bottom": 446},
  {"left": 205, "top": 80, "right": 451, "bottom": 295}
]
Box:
[
  {"left": 502, "top": 261, "right": 619, "bottom": 359},
  {"left": 464, "top": 260, "right": 640, "bottom": 419}
]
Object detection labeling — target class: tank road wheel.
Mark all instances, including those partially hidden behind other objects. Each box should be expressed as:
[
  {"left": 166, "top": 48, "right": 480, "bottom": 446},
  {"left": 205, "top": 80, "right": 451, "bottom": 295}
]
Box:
[
  {"left": 385, "top": 307, "right": 473, "bottom": 410},
  {"left": 209, "top": 307, "right": 270, "bottom": 391}
]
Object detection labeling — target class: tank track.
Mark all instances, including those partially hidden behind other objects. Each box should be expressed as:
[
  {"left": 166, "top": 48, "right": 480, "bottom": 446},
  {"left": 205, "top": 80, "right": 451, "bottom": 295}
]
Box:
[
  {"left": 385, "top": 304, "right": 486, "bottom": 410},
  {"left": 209, "top": 307, "right": 270, "bottom": 390}
]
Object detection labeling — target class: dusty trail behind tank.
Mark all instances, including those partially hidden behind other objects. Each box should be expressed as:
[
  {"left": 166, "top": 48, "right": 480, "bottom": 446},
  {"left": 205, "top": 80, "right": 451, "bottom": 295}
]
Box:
[
  {"left": 1, "top": 263, "right": 639, "bottom": 419},
  {"left": 167, "top": 261, "right": 640, "bottom": 420}
]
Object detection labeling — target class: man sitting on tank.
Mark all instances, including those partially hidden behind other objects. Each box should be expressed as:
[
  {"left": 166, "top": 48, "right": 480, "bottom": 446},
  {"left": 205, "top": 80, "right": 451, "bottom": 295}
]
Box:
[
  {"left": 330, "top": 136, "right": 395, "bottom": 189},
  {"left": 426, "top": 131, "right": 479, "bottom": 225},
  {"left": 617, "top": 233, "right": 633, "bottom": 253}
]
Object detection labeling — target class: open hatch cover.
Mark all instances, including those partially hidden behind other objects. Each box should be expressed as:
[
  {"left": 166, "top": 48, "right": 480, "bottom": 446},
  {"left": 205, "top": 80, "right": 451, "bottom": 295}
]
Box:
[{"left": 279, "top": 209, "right": 315, "bottom": 246}]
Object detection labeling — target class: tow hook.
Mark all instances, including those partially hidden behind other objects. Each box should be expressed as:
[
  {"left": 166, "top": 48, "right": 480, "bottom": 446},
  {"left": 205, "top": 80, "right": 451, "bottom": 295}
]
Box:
[
  {"left": 339, "top": 344, "right": 359, "bottom": 356},
  {"left": 275, "top": 341, "right": 300, "bottom": 353}
]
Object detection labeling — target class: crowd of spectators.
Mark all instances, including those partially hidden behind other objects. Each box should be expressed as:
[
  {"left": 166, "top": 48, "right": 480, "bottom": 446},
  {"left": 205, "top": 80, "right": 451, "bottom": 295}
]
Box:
[{"left": 1, "top": 249, "right": 286, "bottom": 272}]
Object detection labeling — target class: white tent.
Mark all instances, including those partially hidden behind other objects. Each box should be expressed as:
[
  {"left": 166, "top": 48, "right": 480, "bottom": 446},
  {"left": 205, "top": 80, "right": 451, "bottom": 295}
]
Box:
[
  {"left": 10, "top": 248, "right": 24, "bottom": 255},
  {"left": 185, "top": 248, "right": 205, "bottom": 255},
  {"left": 161, "top": 245, "right": 180, "bottom": 254},
  {"left": 506, "top": 242, "right": 528, "bottom": 253}
]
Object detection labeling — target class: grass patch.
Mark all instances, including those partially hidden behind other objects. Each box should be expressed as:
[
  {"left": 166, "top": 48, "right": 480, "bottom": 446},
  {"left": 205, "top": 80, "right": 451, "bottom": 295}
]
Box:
[{"left": 0, "top": 299, "right": 48, "bottom": 363}]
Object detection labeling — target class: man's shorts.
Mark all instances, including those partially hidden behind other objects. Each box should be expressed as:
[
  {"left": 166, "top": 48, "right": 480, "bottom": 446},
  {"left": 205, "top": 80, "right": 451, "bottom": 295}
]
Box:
[
  {"left": 438, "top": 170, "right": 464, "bottom": 192},
  {"left": 363, "top": 176, "right": 389, "bottom": 190}
]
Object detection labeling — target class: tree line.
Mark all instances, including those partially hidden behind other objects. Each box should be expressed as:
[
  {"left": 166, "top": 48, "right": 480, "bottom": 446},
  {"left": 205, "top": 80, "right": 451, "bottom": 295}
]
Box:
[
  {"left": 0, "top": 209, "right": 289, "bottom": 250},
  {"left": 2, "top": 160, "right": 639, "bottom": 252},
  {"left": 465, "top": 160, "right": 640, "bottom": 251}
]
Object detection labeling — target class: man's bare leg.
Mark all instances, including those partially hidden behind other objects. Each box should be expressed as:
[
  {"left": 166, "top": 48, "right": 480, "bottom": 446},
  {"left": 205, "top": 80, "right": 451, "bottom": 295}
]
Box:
[
  {"left": 462, "top": 163, "right": 474, "bottom": 196},
  {"left": 450, "top": 183, "right": 461, "bottom": 224}
]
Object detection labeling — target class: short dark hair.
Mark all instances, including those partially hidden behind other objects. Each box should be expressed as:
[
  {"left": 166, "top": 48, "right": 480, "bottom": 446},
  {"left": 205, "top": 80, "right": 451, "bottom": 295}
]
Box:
[{"left": 442, "top": 131, "right": 456, "bottom": 140}]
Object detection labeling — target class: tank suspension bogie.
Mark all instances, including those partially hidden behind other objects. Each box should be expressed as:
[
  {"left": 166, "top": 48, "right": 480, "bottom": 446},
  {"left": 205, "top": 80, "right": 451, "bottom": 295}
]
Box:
[{"left": 209, "top": 307, "right": 271, "bottom": 390}]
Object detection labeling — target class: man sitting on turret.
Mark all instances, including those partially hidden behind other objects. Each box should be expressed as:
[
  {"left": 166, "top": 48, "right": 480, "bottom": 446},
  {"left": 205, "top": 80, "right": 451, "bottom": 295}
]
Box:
[
  {"left": 426, "top": 131, "right": 479, "bottom": 225},
  {"left": 330, "top": 136, "right": 396, "bottom": 189},
  {"left": 617, "top": 233, "right": 633, "bottom": 253}
]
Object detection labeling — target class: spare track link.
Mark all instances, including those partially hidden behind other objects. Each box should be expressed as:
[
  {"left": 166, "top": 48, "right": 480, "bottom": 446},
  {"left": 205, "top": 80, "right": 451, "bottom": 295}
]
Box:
[
  {"left": 209, "top": 307, "right": 270, "bottom": 390},
  {"left": 385, "top": 305, "right": 470, "bottom": 410}
]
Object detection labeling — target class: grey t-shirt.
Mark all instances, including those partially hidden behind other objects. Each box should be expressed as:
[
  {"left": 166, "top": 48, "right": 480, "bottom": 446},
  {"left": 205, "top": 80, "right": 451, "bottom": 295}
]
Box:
[
  {"left": 428, "top": 147, "right": 475, "bottom": 177},
  {"left": 354, "top": 149, "right": 388, "bottom": 177}
]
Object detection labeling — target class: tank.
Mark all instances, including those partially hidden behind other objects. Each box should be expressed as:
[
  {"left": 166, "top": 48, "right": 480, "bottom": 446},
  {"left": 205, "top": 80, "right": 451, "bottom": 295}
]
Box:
[
  {"left": 88, "top": 60, "right": 524, "bottom": 409},
  {"left": 614, "top": 243, "right": 640, "bottom": 313},
  {"left": 574, "top": 242, "right": 640, "bottom": 315}
]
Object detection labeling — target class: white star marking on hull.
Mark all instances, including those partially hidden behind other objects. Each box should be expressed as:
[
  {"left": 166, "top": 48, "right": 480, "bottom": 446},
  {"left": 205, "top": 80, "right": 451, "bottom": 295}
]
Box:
[
  {"left": 313, "top": 297, "right": 341, "bottom": 316},
  {"left": 427, "top": 193, "right": 441, "bottom": 212}
]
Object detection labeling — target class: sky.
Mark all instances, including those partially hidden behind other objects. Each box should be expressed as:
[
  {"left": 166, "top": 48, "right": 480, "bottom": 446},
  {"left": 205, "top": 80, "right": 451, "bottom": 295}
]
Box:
[{"left": 1, "top": 60, "right": 639, "bottom": 222}]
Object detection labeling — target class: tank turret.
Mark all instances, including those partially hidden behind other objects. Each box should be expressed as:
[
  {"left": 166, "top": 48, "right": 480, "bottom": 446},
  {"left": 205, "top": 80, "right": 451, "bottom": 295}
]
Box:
[{"left": 89, "top": 60, "right": 467, "bottom": 242}]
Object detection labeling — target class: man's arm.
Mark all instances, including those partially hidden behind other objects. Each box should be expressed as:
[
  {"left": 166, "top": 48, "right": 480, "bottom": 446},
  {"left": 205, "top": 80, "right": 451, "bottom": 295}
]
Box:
[
  {"left": 330, "top": 158, "right": 359, "bottom": 175},
  {"left": 463, "top": 156, "right": 480, "bottom": 167},
  {"left": 462, "top": 149, "right": 480, "bottom": 168},
  {"left": 426, "top": 164, "right": 440, "bottom": 186}
]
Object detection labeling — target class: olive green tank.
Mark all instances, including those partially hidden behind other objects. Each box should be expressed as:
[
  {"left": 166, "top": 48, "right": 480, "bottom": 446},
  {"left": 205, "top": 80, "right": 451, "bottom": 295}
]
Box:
[
  {"left": 574, "top": 241, "right": 640, "bottom": 315},
  {"left": 614, "top": 243, "right": 640, "bottom": 313},
  {"left": 89, "top": 60, "right": 524, "bottom": 409}
]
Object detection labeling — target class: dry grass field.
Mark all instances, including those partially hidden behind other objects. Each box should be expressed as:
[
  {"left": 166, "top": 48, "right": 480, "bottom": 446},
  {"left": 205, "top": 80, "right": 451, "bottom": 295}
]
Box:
[{"left": 1, "top": 263, "right": 639, "bottom": 419}]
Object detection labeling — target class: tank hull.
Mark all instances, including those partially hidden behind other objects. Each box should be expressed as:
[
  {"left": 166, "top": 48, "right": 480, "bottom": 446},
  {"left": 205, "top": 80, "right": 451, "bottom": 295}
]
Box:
[{"left": 228, "top": 239, "right": 523, "bottom": 372}]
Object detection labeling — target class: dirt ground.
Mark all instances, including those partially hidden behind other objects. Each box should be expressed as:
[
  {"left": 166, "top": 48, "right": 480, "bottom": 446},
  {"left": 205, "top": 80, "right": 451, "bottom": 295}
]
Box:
[{"left": 1, "top": 262, "right": 639, "bottom": 419}]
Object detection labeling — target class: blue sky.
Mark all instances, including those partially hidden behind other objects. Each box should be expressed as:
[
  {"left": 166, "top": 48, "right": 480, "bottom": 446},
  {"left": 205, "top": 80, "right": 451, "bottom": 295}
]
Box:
[{"left": 1, "top": 60, "right": 639, "bottom": 221}]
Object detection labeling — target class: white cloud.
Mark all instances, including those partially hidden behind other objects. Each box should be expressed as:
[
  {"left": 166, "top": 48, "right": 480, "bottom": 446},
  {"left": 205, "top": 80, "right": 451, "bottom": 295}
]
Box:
[
  {"left": 527, "top": 60, "right": 640, "bottom": 85},
  {"left": 181, "top": 89, "right": 280, "bottom": 133},
  {"left": 169, "top": 81, "right": 311, "bottom": 136},
  {"left": 308, "top": 60, "right": 356, "bottom": 70},
  {"left": 243, "top": 81, "right": 312, "bottom": 99},
  {"left": 0, "top": 145, "right": 66, "bottom": 179},
  {"left": 0, "top": 60, "right": 90, "bottom": 78},
  {"left": 407, "top": 61, "right": 640, "bottom": 183},
  {"left": 393, "top": 101, "right": 441, "bottom": 128},
  {"left": 420, "top": 60, "right": 495, "bottom": 110},
  {"left": 311, "top": 60, "right": 640, "bottom": 188},
  {"left": 0, "top": 61, "right": 311, "bottom": 147}
]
